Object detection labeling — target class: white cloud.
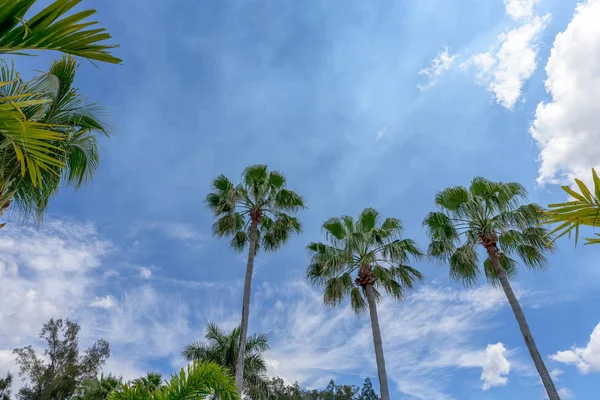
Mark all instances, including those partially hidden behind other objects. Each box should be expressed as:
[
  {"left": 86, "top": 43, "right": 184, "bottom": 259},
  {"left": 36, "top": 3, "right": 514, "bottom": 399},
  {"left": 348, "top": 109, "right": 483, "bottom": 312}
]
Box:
[
  {"left": 90, "top": 295, "right": 117, "bottom": 309},
  {"left": 258, "top": 282, "right": 513, "bottom": 400},
  {"left": 551, "top": 322, "right": 600, "bottom": 373},
  {"left": 481, "top": 343, "right": 511, "bottom": 390},
  {"left": 0, "top": 219, "right": 232, "bottom": 391},
  {"left": 529, "top": 0, "right": 600, "bottom": 185},
  {"left": 468, "top": 12, "right": 549, "bottom": 109},
  {"left": 418, "top": 47, "right": 456, "bottom": 90},
  {"left": 559, "top": 387, "right": 574, "bottom": 399},
  {"left": 550, "top": 368, "right": 564, "bottom": 380},
  {"left": 130, "top": 221, "right": 204, "bottom": 245},
  {"left": 139, "top": 267, "right": 152, "bottom": 279},
  {"left": 504, "top": 0, "right": 540, "bottom": 20}
]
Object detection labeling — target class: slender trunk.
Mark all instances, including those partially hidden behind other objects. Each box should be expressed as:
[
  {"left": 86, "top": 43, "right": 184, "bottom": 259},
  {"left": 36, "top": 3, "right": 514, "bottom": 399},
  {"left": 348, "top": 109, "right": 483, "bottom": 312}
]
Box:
[
  {"left": 234, "top": 220, "right": 259, "bottom": 396},
  {"left": 365, "top": 283, "right": 391, "bottom": 400},
  {"left": 488, "top": 246, "right": 560, "bottom": 400}
]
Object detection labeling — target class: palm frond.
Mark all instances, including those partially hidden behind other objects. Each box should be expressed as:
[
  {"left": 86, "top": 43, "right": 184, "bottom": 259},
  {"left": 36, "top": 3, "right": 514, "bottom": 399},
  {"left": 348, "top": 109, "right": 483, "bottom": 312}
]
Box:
[
  {"left": 449, "top": 244, "right": 479, "bottom": 286},
  {"left": 0, "top": 0, "right": 121, "bottom": 63}
]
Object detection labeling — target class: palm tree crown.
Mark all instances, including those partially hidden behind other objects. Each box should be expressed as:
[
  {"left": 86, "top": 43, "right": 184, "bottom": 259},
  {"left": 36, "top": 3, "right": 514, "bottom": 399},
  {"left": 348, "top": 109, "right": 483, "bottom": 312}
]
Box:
[
  {"left": 307, "top": 207, "right": 424, "bottom": 313},
  {"left": 0, "top": 55, "right": 109, "bottom": 222},
  {"left": 182, "top": 323, "right": 270, "bottom": 399},
  {"left": 206, "top": 164, "right": 305, "bottom": 253},
  {"left": 423, "top": 177, "right": 554, "bottom": 286}
]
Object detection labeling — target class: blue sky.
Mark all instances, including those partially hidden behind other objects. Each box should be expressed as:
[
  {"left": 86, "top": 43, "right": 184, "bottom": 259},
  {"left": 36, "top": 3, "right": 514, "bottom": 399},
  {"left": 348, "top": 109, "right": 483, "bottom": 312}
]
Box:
[{"left": 1, "top": 0, "right": 600, "bottom": 399}]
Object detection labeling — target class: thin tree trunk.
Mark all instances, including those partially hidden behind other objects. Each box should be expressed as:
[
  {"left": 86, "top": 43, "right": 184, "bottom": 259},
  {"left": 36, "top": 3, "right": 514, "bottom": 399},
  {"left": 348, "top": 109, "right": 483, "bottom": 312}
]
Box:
[
  {"left": 234, "top": 220, "right": 259, "bottom": 396},
  {"left": 365, "top": 283, "right": 391, "bottom": 400},
  {"left": 488, "top": 246, "right": 560, "bottom": 400}
]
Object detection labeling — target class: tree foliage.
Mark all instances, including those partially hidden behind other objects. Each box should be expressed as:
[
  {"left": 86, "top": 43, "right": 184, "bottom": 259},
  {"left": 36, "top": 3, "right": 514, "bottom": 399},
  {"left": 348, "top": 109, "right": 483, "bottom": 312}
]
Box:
[
  {"left": 307, "top": 207, "right": 424, "bottom": 314},
  {"left": 72, "top": 374, "right": 122, "bottom": 400},
  {"left": 0, "top": 55, "right": 109, "bottom": 223},
  {"left": 13, "top": 318, "right": 110, "bottom": 400},
  {"left": 544, "top": 168, "right": 600, "bottom": 245},
  {"left": 0, "top": 0, "right": 121, "bottom": 63},
  {"left": 107, "top": 361, "right": 238, "bottom": 400},
  {"left": 422, "top": 177, "right": 554, "bottom": 286},
  {"left": 207, "top": 164, "right": 305, "bottom": 253},
  {"left": 357, "top": 378, "right": 379, "bottom": 400},
  {"left": 182, "top": 323, "right": 270, "bottom": 399},
  {"left": 0, "top": 373, "right": 12, "bottom": 400}
]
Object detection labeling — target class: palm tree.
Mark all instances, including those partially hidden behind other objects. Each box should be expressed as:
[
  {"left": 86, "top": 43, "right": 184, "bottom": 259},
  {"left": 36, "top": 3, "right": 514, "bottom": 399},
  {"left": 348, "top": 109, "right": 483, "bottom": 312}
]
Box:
[
  {"left": 182, "top": 323, "right": 270, "bottom": 399},
  {"left": 107, "top": 361, "right": 239, "bottom": 400},
  {"left": 544, "top": 168, "right": 600, "bottom": 245},
  {"left": 72, "top": 374, "right": 121, "bottom": 400},
  {"left": 0, "top": 0, "right": 119, "bottom": 227},
  {"left": 132, "top": 373, "right": 163, "bottom": 394},
  {"left": 0, "top": 55, "right": 109, "bottom": 225},
  {"left": 206, "top": 164, "right": 305, "bottom": 395},
  {"left": 423, "top": 177, "right": 559, "bottom": 399},
  {"left": 306, "top": 208, "right": 424, "bottom": 400}
]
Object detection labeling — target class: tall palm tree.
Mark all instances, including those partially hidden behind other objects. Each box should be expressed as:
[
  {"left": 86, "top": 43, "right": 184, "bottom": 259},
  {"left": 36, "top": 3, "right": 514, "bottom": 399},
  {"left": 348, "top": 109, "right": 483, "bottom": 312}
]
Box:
[
  {"left": 132, "top": 373, "right": 163, "bottom": 394},
  {"left": 422, "top": 177, "right": 559, "bottom": 400},
  {"left": 206, "top": 164, "right": 305, "bottom": 395},
  {"left": 306, "top": 208, "right": 424, "bottom": 400},
  {"left": 0, "top": 55, "right": 108, "bottom": 225},
  {"left": 544, "top": 168, "right": 600, "bottom": 245},
  {"left": 182, "top": 323, "right": 270, "bottom": 399},
  {"left": 107, "top": 361, "right": 239, "bottom": 400}
]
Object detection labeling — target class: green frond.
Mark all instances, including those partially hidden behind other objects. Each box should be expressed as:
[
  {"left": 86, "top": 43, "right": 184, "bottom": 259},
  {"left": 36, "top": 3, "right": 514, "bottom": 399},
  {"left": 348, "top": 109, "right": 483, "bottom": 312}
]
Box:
[
  {"left": 349, "top": 287, "right": 367, "bottom": 314},
  {"left": 0, "top": 0, "right": 121, "bottom": 63},
  {"left": 515, "top": 244, "right": 548, "bottom": 269},
  {"left": 322, "top": 273, "right": 354, "bottom": 307},
  {"left": 544, "top": 169, "right": 600, "bottom": 245},
  {"left": 373, "top": 266, "right": 404, "bottom": 300},
  {"left": 322, "top": 217, "right": 348, "bottom": 241},
  {"left": 449, "top": 244, "right": 479, "bottom": 287},
  {"left": 212, "top": 212, "right": 244, "bottom": 238},
  {"left": 357, "top": 207, "right": 380, "bottom": 233},
  {"left": 484, "top": 255, "right": 518, "bottom": 286},
  {"left": 260, "top": 213, "right": 302, "bottom": 252},
  {"left": 392, "top": 265, "right": 424, "bottom": 288},
  {"left": 383, "top": 238, "right": 424, "bottom": 263},
  {"left": 273, "top": 188, "right": 305, "bottom": 212},
  {"left": 435, "top": 185, "right": 469, "bottom": 211},
  {"left": 246, "top": 333, "right": 270, "bottom": 354}
]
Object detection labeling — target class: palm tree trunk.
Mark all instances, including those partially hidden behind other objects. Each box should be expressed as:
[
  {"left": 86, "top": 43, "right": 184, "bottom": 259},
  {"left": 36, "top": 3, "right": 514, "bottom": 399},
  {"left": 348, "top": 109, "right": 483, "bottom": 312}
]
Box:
[
  {"left": 488, "top": 247, "right": 560, "bottom": 400},
  {"left": 364, "top": 283, "right": 391, "bottom": 400},
  {"left": 234, "top": 220, "right": 259, "bottom": 396}
]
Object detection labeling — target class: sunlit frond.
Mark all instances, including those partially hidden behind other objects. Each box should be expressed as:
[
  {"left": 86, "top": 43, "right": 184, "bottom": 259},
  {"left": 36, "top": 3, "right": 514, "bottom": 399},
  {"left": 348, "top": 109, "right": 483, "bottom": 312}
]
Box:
[
  {"left": 449, "top": 244, "right": 479, "bottom": 286},
  {"left": 0, "top": 0, "right": 121, "bottom": 63}
]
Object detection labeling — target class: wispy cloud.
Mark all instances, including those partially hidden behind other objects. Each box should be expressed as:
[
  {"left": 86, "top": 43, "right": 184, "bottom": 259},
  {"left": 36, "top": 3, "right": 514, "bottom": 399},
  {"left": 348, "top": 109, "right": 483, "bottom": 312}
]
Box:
[
  {"left": 419, "top": 0, "right": 549, "bottom": 109},
  {"left": 418, "top": 47, "right": 456, "bottom": 91}
]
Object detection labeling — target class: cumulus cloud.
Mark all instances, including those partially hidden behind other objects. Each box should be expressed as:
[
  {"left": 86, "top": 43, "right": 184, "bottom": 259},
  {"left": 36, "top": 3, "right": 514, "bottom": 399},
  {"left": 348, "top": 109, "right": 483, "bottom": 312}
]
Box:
[
  {"left": 90, "top": 295, "right": 117, "bottom": 309},
  {"left": 504, "top": 0, "right": 540, "bottom": 20},
  {"left": 467, "top": 1, "right": 549, "bottom": 109},
  {"left": 481, "top": 343, "right": 511, "bottom": 390},
  {"left": 551, "top": 322, "right": 600, "bottom": 373},
  {"left": 418, "top": 47, "right": 456, "bottom": 91},
  {"left": 529, "top": 0, "right": 600, "bottom": 185}
]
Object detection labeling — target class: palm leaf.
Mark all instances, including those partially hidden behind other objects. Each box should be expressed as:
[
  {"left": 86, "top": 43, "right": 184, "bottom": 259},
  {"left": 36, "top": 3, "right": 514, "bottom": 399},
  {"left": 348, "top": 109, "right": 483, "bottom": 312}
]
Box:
[{"left": 0, "top": 0, "right": 121, "bottom": 63}]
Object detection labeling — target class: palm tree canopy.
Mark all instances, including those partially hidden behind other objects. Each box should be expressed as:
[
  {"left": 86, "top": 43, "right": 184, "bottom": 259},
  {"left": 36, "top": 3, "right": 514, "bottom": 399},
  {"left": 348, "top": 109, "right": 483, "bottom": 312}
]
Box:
[
  {"left": 107, "top": 361, "right": 239, "bottom": 400},
  {"left": 544, "top": 168, "right": 600, "bottom": 245},
  {"left": 423, "top": 177, "right": 555, "bottom": 286},
  {"left": 206, "top": 164, "right": 305, "bottom": 253},
  {"left": 0, "top": 55, "right": 108, "bottom": 221},
  {"left": 0, "top": 0, "right": 121, "bottom": 63},
  {"left": 182, "top": 323, "right": 270, "bottom": 399},
  {"left": 307, "top": 207, "right": 424, "bottom": 314}
]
